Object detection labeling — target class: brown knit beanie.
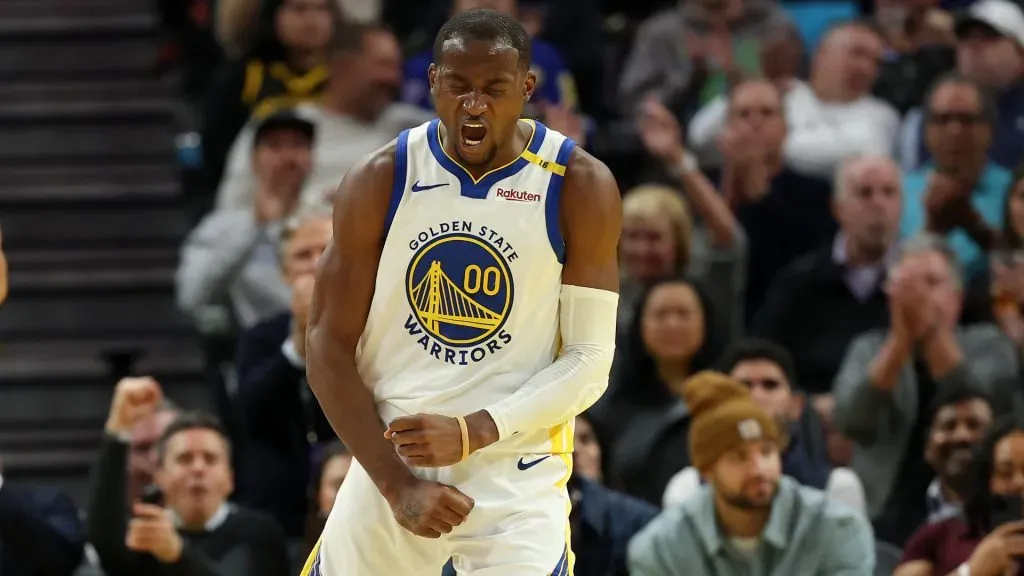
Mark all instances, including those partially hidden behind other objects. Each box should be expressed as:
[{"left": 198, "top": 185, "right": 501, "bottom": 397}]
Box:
[{"left": 683, "top": 371, "right": 779, "bottom": 472}]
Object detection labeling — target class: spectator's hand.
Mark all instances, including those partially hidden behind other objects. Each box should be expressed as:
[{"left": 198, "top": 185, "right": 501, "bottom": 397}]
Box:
[
  {"left": 967, "top": 519, "right": 1024, "bottom": 576},
  {"left": 886, "top": 261, "right": 935, "bottom": 343},
  {"left": 540, "top": 102, "right": 586, "bottom": 148},
  {"left": 919, "top": 9, "right": 957, "bottom": 46},
  {"left": 290, "top": 274, "right": 316, "bottom": 359},
  {"left": 386, "top": 476, "right": 474, "bottom": 539},
  {"left": 0, "top": 223, "right": 7, "bottom": 305},
  {"left": 637, "top": 97, "right": 685, "bottom": 165},
  {"left": 105, "top": 377, "right": 163, "bottom": 436},
  {"left": 254, "top": 184, "right": 301, "bottom": 224},
  {"left": 720, "top": 124, "right": 771, "bottom": 202},
  {"left": 385, "top": 414, "right": 468, "bottom": 467},
  {"left": 126, "top": 503, "right": 183, "bottom": 563},
  {"left": 812, "top": 394, "right": 835, "bottom": 423},
  {"left": 924, "top": 172, "right": 971, "bottom": 233}
]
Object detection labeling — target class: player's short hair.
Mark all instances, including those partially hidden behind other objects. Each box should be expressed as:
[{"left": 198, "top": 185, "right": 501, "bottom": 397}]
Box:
[
  {"left": 155, "top": 410, "right": 231, "bottom": 465},
  {"left": 432, "top": 8, "right": 531, "bottom": 70}
]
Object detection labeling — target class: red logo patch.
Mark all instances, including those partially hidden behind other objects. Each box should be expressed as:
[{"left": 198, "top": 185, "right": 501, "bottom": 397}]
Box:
[{"left": 496, "top": 187, "right": 540, "bottom": 203}]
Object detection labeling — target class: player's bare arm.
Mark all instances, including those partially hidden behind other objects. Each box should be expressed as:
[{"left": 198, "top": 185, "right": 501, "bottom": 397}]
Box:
[
  {"left": 386, "top": 147, "right": 622, "bottom": 462},
  {"left": 553, "top": 147, "right": 623, "bottom": 291},
  {"left": 306, "top": 145, "right": 474, "bottom": 538}
]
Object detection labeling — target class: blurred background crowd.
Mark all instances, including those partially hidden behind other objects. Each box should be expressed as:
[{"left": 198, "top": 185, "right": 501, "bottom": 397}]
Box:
[{"left": 11, "top": 0, "right": 1024, "bottom": 574}]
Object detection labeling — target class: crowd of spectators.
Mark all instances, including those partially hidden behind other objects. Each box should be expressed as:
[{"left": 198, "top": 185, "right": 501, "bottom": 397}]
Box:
[{"left": 12, "top": 0, "right": 1024, "bottom": 574}]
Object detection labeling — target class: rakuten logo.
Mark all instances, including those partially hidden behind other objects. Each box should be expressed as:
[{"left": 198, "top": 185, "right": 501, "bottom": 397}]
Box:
[{"left": 496, "top": 187, "right": 540, "bottom": 203}]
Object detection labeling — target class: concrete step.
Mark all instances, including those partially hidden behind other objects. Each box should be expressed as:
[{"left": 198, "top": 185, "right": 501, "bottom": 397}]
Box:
[
  {"left": 0, "top": 119, "right": 172, "bottom": 162},
  {"left": 0, "top": 181, "right": 178, "bottom": 206},
  {"left": 0, "top": 291, "right": 193, "bottom": 339},
  {"left": 0, "top": 14, "right": 154, "bottom": 37},
  {"left": 9, "top": 266, "right": 176, "bottom": 293},
  {"left": 0, "top": 98, "right": 173, "bottom": 122},
  {"left": 0, "top": 79, "right": 166, "bottom": 106},
  {"left": 0, "top": 426, "right": 104, "bottom": 450},
  {"left": 1, "top": 203, "right": 188, "bottom": 250},
  {"left": 0, "top": 36, "right": 158, "bottom": 80},
  {"left": 0, "top": 336, "right": 204, "bottom": 382},
  {"left": 2, "top": 450, "right": 96, "bottom": 475},
  {"left": 0, "top": 163, "right": 177, "bottom": 191},
  {"left": 6, "top": 246, "right": 178, "bottom": 270},
  {"left": 0, "top": 0, "right": 156, "bottom": 19}
]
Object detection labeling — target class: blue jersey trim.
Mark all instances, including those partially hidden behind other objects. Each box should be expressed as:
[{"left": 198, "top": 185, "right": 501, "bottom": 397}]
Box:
[
  {"left": 544, "top": 137, "right": 576, "bottom": 263},
  {"left": 383, "top": 129, "right": 410, "bottom": 240},
  {"left": 551, "top": 543, "right": 569, "bottom": 576},
  {"left": 426, "top": 118, "right": 547, "bottom": 199}
]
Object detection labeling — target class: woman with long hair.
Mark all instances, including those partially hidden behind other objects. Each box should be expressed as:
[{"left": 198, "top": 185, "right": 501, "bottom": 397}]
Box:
[
  {"left": 590, "top": 276, "right": 726, "bottom": 504},
  {"left": 896, "top": 414, "right": 1024, "bottom": 575}
]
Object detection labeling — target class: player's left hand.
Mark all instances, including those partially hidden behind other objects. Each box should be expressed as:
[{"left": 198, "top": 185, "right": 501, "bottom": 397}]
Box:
[
  {"left": 386, "top": 414, "right": 465, "bottom": 467},
  {"left": 126, "top": 503, "right": 183, "bottom": 563}
]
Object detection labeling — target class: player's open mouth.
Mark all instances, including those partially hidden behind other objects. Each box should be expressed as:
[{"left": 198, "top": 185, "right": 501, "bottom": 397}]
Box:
[{"left": 460, "top": 122, "right": 487, "bottom": 147}]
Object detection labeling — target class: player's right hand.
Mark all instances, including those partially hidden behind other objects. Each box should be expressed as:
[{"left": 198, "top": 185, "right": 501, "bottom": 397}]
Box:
[
  {"left": 105, "top": 376, "right": 163, "bottom": 435},
  {"left": 389, "top": 478, "right": 474, "bottom": 539}
]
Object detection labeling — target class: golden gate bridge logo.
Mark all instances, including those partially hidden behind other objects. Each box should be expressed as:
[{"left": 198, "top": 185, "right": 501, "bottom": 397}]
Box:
[{"left": 405, "top": 233, "right": 514, "bottom": 347}]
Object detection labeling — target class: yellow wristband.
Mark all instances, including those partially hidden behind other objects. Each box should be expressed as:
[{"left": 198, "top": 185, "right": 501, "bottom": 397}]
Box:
[{"left": 455, "top": 416, "right": 470, "bottom": 462}]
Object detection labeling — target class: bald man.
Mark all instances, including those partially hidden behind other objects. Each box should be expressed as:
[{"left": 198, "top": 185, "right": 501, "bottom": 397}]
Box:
[{"left": 752, "top": 155, "right": 902, "bottom": 398}]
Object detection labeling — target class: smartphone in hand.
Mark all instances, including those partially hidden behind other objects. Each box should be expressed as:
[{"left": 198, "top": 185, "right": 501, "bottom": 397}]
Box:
[{"left": 139, "top": 485, "right": 164, "bottom": 507}]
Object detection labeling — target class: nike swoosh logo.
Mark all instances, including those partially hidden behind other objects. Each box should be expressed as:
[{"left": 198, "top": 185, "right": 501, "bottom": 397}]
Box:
[
  {"left": 517, "top": 455, "right": 550, "bottom": 471},
  {"left": 411, "top": 181, "right": 449, "bottom": 193}
]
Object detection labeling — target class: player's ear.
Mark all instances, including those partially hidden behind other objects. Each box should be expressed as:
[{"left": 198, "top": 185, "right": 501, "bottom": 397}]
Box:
[
  {"left": 428, "top": 63, "right": 438, "bottom": 96},
  {"left": 523, "top": 68, "right": 537, "bottom": 103}
]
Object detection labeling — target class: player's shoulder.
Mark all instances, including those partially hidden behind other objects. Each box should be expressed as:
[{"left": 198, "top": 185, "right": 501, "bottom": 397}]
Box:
[
  {"left": 349, "top": 139, "right": 399, "bottom": 185},
  {"left": 334, "top": 138, "right": 403, "bottom": 215},
  {"left": 563, "top": 146, "right": 620, "bottom": 209},
  {"left": 558, "top": 146, "right": 621, "bottom": 245}
]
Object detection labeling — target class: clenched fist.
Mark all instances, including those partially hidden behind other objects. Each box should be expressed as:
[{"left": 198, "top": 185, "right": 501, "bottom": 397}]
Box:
[
  {"left": 106, "top": 377, "right": 164, "bottom": 436},
  {"left": 125, "top": 503, "right": 183, "bottom": 563},
  {"left": 387, "top": 477, "right": 474, "bottom": 539},
  {"left": 386, "top": 414, "right": 466, "bottom": 467}
]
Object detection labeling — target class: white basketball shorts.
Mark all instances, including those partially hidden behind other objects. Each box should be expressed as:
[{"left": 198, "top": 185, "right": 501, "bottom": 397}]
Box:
[{"left": 300, "top": 449, "right": 574, "bottom": 576}]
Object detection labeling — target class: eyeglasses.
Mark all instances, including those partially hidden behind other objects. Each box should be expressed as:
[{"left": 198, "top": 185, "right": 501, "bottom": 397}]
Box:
[
  {"left": 739, "top": 378, "right": 784, "bottom": 391},
  {"left": 926, "top": 112, "right": 986, "bottom": 126}
]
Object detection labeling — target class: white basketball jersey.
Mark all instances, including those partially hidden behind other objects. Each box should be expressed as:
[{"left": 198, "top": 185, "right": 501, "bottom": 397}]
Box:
[{"left": 357, "top": 118, "right": 576, "bottom": 455}]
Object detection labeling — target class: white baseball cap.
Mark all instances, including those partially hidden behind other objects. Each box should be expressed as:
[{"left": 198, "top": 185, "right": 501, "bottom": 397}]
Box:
[{"left": 956, "top": 0, "right": 1024, "bottom": 48}]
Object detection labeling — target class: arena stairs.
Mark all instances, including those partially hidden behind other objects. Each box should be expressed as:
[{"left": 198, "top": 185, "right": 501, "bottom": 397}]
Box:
[{"left": 0, "top": 0, "right": 208, "bottom": 505}]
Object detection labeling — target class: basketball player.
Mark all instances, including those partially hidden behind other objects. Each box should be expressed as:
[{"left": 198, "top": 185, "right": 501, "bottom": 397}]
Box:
[{"left": 302, "top": 8, "right": 621, "bottom": 576}]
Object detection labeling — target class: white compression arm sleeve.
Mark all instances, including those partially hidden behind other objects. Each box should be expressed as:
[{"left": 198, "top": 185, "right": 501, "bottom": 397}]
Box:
[{"left": 484, "top": 284, "right": 618, "bottom": 440}]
